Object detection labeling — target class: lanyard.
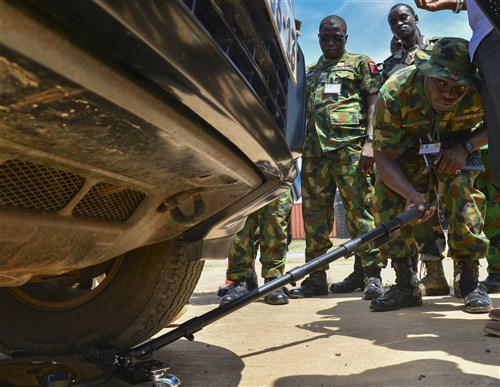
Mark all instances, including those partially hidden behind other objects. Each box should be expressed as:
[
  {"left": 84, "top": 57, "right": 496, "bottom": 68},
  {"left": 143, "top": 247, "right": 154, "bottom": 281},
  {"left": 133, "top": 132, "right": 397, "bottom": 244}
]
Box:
[{"left": 431, "top": 114, "right": 441, "bottom": 143}]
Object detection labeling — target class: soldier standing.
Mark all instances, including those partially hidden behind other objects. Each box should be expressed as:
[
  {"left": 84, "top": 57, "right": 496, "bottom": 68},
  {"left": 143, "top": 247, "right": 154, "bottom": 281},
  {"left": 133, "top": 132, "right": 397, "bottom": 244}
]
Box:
[
  {"left": 476, "top": 148, "right": 500, "bottom": 294},
  {"left": 382, "top": 4, "right": 437, "bottom": 81},
  {"left": 219, "top": 189, "right": 293, "bottom": 306},
  {"left": 289, "top": 15, "right": 384, "bottom": 300},
  {"left": 383, "top": 3, "right": 449, "bottom": 297},
  {"left": 370, "top": 37, "right": 492, "bottom": 313}
]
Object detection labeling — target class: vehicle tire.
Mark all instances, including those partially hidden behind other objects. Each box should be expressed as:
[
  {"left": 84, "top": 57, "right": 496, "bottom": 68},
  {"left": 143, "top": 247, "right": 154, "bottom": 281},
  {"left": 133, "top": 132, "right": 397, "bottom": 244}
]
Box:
[{"left": 0, "top": 238, "right": 204, "bottom": 357}]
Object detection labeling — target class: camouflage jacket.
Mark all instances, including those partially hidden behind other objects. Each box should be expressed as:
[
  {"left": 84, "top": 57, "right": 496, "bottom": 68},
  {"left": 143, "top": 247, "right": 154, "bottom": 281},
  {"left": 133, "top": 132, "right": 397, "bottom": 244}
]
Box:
[
  {"left": 382, "top": 35, "right": 439, "bottom": 82},
  {"left": 304, "top": 51, "right": 382, "bottom": 157},
  {"left": 373, "top": 66, "right": 484, "bottom": 168}
]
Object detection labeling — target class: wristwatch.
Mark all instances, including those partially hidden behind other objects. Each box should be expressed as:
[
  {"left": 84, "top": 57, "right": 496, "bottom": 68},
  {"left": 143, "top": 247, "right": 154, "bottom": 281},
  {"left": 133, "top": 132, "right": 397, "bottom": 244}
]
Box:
[
  {"left": 454, "top": 0, "right": 464, "bottom": 13},
  {"left": 461, "top": 140, "right": 474, "bottom": 155},
  {"left": 366, "top": 134, "right": 373, "bottom": 142}
]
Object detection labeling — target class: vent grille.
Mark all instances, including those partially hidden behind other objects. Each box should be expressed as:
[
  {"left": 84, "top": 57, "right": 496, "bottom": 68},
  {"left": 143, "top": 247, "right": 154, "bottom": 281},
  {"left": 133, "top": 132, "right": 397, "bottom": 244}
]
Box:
[
  {"left": 181, "top": 0, "right": 288, "bottom": 133},
  {"left": 0, "top": 159, "right": 145, "bottom": 221},
  {"left": 72, "top": 182, "right": 145, "bottom": 221},
  {"left": 0, "top": 159, "right": 85, "bottom": 212}
]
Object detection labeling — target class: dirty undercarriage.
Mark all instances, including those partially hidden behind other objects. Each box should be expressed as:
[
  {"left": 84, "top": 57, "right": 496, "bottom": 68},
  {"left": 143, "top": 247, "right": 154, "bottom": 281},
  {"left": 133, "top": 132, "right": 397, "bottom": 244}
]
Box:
[{"left": 0, "top": 0, "right": 305, "bottom": 356}]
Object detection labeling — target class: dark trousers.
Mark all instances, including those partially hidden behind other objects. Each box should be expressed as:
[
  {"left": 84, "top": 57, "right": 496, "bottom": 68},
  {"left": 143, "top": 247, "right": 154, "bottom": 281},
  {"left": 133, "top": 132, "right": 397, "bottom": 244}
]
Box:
[{"left": 474, "top": 29, "right": 500, "bottom": 188}]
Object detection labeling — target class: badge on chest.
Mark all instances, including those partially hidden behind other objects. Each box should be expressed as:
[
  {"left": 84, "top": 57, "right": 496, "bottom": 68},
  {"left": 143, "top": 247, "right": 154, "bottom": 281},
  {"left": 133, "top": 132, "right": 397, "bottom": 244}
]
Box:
[
  {"left": 418, "top": 142, "right": 441, "bottom": 155},
  {"left": 324, "top": 83, "right": 341, "bottom": 94}
]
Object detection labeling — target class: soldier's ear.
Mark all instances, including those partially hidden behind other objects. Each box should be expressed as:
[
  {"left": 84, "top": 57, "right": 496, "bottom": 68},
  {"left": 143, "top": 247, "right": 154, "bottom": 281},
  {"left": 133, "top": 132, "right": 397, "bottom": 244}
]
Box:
[
  {"left": 345, "top": 34, "right": 349, "bottom": 44},
  {"left": 414, "top": 14, "right": 419, "bottom": 24}
]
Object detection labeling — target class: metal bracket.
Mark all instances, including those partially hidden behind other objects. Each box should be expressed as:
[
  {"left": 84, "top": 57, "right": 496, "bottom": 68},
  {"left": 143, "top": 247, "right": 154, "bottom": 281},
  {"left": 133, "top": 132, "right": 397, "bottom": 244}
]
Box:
[{"left": 114, "top": 357, "right": 180, "bottom": 386}]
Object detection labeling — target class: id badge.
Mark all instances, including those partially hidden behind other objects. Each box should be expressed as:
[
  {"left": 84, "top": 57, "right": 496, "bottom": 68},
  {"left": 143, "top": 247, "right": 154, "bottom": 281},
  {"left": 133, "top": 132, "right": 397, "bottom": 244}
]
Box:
[
  {"left": 324, "top": 83, "right": 341, "bottom": 94},
  {"left": 418, "top": 143, "right": 441, "bottom": 155}
]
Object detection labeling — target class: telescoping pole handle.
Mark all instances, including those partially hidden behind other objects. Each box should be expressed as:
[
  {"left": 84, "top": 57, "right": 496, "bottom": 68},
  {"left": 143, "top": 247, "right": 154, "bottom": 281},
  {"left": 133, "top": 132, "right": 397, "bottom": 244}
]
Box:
[
  {"left": 286, "top": 203, "right": 431, "bottom": 283},
  {"left": 125, "top": 203, "right": 431, "bottom": 358}
]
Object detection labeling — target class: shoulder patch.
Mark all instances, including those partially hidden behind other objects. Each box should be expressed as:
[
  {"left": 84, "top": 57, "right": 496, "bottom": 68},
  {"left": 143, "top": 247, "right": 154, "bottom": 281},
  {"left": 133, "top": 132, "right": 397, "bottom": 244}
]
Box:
[
  {"left": 306, "top": 61, "right": 318, "bottom": 71},
  {"left": 453, "top": 112, "right": 483, "bottom": 121},
  {"left": 369, "top": 61, "right": 379, "bottom": 75}
]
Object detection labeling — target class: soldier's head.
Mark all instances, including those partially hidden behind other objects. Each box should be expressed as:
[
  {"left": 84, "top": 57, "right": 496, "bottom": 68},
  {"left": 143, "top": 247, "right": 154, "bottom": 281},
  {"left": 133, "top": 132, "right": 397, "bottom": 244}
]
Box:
[
  {"left": 388, "top": 4, "right": 420, "bottom": 43},
  {"left": 318, "top": 15, "right": 347, "bottom": 60},
  {"left": 415, "top": 37, "right": 476, "bottom": 112}
]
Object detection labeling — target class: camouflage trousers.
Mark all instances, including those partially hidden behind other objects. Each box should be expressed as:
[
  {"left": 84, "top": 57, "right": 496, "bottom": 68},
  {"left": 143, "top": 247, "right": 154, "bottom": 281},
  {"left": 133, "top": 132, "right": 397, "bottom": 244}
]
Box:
[
  {"left": 301, "top": 143, "right": 382, "bottom": 269},
  {"left": 226, "top": 189, "right": 293, "bottom": 281},
  {"left": 476, "top": 152, "right": 500, "bottom": 273},
  {"left": 372, "top": 165, "right": 489, "bottom": 262},
  {"left": 414, "top": 210, "right": 446, "bottom": 261}
]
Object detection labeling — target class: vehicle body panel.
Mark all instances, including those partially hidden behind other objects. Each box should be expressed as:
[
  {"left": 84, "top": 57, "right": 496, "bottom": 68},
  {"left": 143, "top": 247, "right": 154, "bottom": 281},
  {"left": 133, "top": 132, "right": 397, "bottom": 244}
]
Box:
[{"left": 0, "top": 0, "right": 305, "bottom": 286}]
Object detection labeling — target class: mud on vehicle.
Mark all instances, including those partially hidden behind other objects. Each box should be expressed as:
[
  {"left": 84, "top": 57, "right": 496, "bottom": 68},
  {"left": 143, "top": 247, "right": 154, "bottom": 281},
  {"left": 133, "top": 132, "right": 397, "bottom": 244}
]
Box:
[{"left": 0, "top": 0, "right": 305, "bottom": 357}]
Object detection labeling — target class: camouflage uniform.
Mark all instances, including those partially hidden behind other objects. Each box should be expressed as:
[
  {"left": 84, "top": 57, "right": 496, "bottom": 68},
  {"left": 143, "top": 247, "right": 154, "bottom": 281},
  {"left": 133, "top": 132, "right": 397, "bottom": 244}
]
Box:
[
  {"left": 302, "top": 52, "right": 382, "bottom": 269},
  {"left": 372, "top": 66, "right": 489, "bottom": 266},
  {"left": 477, "top": 148, "right": 500, "bottom": 291},
  {"left": 382, "top": 35, "right": 447, "bottom": 292},
  {"left": 382, "top": 35, "right": 438, "bottom": 81},
  {"left": 226, "top": 189, "right": 292, "bottom": 281},
  {"left": 370, "top": 38, "right": 492, "bottom": 313}
]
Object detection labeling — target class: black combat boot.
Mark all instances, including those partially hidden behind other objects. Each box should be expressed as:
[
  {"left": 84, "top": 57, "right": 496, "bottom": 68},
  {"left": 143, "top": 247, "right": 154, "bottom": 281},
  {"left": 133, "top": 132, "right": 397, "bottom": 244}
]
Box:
[
  {"left": 418, "top": 258, "right": 450, "bottom": 296},
  {"left": 411, "top": 255, "right": 419, "bottom": 274},
  {"left": 452, "top": 259, "right": 462, "bottom": 297},
  {"left": 363, "top": 267, "right": 384, "bottom": 300},
  {"left": 456, "top": 260, "right": 492, "bottom": 313},
  {"left": 480, "top": 272, "right": 500, "bottom": 294},
  {"left": 370, "top": 258, "right": 422, "bottom": 311},
  {"left": 263, "top": 278, "right": 289, "bottom": 305},
  {"left": 219, "top": 281, "right": 250, "bottom": 306},
  {"left": 217, "top": 271, "right": 259, "bottom": 297},
  {"left": 329, "top": 255, "right": 364, "bottom": 293},
  {"left": 289, "top": 271, "right": 328, "bottom": 298}
]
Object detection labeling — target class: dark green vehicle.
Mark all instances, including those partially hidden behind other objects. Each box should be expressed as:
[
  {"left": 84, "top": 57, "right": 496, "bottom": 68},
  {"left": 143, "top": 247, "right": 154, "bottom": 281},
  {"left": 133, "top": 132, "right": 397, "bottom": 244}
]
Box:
[{"left": 0, "top": 0, "right": 305, "bottom": 356}]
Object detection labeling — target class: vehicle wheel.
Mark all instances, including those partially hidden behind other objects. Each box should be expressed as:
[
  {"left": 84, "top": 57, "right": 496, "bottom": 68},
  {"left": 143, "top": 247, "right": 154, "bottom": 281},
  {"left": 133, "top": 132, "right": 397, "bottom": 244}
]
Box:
[{"left": 0, "top": 238, "right": 204, "bottom": 356}]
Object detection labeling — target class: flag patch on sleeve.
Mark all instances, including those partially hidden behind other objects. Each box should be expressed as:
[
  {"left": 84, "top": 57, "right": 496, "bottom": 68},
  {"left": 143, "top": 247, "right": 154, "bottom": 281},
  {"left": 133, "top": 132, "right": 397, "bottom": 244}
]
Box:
[{"left": 369, "top": 62, "right": 379, "bottom": 75}]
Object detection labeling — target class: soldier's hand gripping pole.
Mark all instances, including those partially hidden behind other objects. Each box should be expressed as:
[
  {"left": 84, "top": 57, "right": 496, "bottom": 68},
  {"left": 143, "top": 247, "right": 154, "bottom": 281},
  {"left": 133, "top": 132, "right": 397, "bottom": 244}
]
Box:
[{"left": 125, "top": 204, "right": 430, "bottom": 359}]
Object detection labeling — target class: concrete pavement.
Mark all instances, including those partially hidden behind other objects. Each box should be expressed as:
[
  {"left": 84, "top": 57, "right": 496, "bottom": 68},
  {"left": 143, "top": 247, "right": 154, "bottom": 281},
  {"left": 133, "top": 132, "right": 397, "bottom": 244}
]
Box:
[{"left": 106, "top": 239, "right": 500, "bottom": 386}]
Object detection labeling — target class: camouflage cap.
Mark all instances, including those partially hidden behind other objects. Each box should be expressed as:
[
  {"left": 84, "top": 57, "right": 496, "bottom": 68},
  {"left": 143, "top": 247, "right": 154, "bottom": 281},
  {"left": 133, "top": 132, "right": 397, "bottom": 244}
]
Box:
[{"left": 414, "top": 37, "right": 477, "bottom": 88}]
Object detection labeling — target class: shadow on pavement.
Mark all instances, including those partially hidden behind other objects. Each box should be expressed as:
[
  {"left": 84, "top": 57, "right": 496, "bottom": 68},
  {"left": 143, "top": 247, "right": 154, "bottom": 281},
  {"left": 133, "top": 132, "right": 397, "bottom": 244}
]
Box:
[
  {"left": 294, "top": 295, "right": 500, "bottom": 367},
  {"left": 274, "top": 359, "right": 499, "bottom": 386},
  {"left": 154, "top": 340, "right": 243, "bottom": 387},
  {"left": 105, "top": 340, "right": 244, "bottom": 387}
]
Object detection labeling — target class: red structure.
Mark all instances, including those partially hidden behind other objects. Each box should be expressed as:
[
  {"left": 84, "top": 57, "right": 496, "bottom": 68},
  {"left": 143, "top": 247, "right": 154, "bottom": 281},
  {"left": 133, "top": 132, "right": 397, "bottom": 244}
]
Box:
[{"left": 290, "top": 203, "right": 337, "bottom": 239}]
